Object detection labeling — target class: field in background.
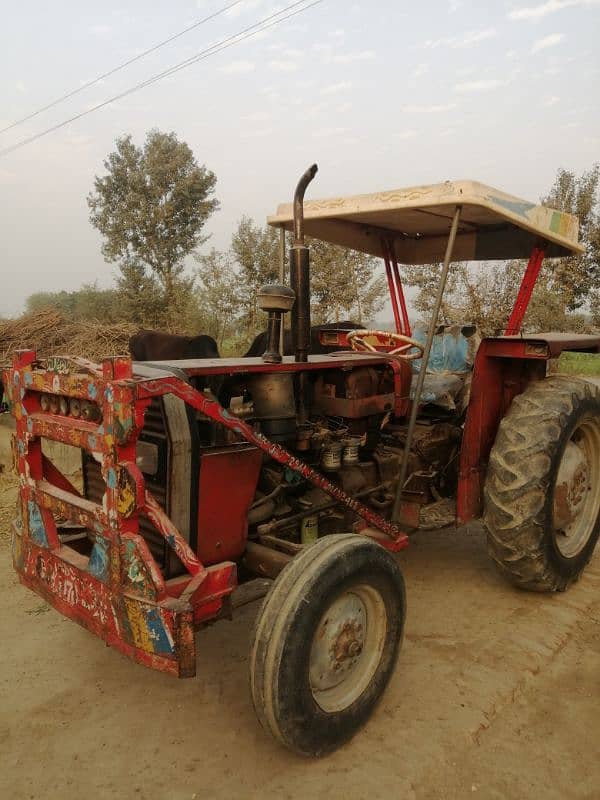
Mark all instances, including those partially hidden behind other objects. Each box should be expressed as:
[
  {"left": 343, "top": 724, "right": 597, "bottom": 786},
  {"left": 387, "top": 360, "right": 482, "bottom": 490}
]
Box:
[{"left": 558, "top": 351, "right": 600, "bottom": 375}]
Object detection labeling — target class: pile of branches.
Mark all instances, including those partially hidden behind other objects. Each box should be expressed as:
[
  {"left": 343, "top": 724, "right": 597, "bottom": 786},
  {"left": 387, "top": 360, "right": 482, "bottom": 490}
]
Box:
[{"left": 0, "top": 309, "right": 138, "bottom": 364}]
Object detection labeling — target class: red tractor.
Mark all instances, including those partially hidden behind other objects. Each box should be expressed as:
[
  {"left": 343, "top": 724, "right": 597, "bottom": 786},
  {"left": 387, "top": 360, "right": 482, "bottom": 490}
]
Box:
[{"left": 4, "top": 166, "right": 600, "bottom": 756}]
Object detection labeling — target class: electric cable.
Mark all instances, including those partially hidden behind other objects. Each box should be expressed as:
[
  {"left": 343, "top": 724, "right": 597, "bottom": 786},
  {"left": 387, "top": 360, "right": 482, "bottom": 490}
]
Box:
[
  {"left": 0, "top": 0, "right": 246, "bottom": 135},
  {"left": 0, "top": 0, "right": 323, "bottom": 158}
]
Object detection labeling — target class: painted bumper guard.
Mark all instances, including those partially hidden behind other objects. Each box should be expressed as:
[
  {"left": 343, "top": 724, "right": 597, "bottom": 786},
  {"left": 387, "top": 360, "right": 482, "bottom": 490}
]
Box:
[{"left": 6, "top": 352, "right": 235, "bottom": 678}]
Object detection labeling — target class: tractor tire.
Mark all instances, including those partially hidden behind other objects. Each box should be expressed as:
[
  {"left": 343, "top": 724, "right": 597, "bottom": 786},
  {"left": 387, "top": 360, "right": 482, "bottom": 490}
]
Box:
[
  {"left": 249, "top": 534, "right": 406, "bottom": 756},
  {"left": 484, "top": 376, "right": 600, "bottom": 592}
]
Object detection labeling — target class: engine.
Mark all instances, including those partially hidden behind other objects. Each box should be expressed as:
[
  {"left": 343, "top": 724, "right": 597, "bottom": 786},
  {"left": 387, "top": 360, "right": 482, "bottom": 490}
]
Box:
[{"left": 221, "top": 360, "right": 461, "bottom": 548}]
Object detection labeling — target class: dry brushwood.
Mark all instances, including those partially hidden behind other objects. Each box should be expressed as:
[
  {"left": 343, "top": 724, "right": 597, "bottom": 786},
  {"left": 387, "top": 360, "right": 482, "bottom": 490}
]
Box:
[{"left": 0, "top": 309, "right": 138, "bottom": 365}]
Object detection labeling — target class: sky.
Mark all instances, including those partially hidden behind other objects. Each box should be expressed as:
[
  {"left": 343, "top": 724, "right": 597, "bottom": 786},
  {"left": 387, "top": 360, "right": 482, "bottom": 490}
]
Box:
[{"left": 0, "top": 0, "right": 599, "bottom": 318}]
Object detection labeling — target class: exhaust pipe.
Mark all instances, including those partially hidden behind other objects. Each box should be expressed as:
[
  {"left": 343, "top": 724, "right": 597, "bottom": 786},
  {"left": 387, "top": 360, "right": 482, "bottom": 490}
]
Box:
[{"left": 290, "top": 163, "right": 318, "bottom": 364}]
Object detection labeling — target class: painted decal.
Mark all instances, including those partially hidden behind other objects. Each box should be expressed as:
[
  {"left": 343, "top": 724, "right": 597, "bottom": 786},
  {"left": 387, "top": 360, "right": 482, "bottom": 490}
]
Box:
[
  {"left": 27, "top": 501, "right": 48, "bottom": 547},
  {"left": 486, "top": 194, "right": 536, "bottom": 219},
  {"left": 47, "top": 357, "right": 71, "bottom": 374},
  {"left": 88, "top": 535, "right": 110, "bottom": 582}
]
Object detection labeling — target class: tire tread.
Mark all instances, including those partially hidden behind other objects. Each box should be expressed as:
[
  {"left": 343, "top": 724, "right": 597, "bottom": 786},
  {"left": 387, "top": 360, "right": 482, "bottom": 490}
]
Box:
[{"left": 484, "top": 376, "right": 600, "bottom": 591}]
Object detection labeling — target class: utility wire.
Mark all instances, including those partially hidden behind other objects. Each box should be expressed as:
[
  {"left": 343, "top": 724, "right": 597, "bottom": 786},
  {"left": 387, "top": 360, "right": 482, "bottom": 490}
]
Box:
[
  {"left": 0, "top": 0, "right": 322, "bottom": 159},
  {"left": 0, "top": 0, "right": 246, "bottom": 135}
]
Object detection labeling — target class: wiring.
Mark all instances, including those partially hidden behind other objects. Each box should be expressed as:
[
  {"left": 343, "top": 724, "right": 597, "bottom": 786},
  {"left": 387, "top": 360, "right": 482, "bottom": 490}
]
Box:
[
  {"left": 0, "top": 0, "right": 324, "bottom": 158},
  {"left": 0, "top": 1, "right": 246, "bottom": 135}
]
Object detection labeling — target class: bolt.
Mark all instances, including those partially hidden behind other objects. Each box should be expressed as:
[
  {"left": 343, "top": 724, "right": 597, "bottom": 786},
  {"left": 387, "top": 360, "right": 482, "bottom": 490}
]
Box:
[{"left": 347, "top": 641, "right": 362, "bottom": 657}]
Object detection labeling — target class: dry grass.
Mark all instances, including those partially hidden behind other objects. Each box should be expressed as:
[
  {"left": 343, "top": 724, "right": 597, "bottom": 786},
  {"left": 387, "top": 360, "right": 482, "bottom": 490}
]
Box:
[
  {"left": 0, "top": 472, "right": 18, "bottom": 540},
  {"left": 0, "top": 308, "right": 138, "bottom": 365}
]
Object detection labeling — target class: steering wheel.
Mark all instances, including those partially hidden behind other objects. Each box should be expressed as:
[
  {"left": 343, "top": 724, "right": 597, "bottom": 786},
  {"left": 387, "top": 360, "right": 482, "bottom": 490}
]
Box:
[{"left": 347, "top": 329, "right": 425, "bottom": 360}]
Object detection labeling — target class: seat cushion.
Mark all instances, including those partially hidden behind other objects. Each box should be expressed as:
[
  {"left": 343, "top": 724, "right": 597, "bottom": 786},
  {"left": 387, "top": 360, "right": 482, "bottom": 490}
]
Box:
[
  {"left": 410, "top": 324, "right": 481, "bottom": 412},
  {"left": 410, "top": 372, "right": 466, "bottom": 411}
]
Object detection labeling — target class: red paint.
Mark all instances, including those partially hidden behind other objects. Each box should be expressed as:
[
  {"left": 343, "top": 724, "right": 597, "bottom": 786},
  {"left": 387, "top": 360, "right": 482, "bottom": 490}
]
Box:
[
  {"left": 28, "top": 415, "right": 107, "bottom": 453},
  {"left": 196, "top": 446, "right": 262, "bottom": 565},
  {"left": 34, "top": 479, "right": 108, "bottom": 531},
  {"left": 144, "top": 492, "right": 205, "bottom": 577},
  {"left": 488, "top": 333, "right": 600, "bottom": 358},
  {"left": 120, "top": 531, "right": 168, "bottom": 600},
  {"left": 457, "top": 339, "right": 546, "bottom": 523},
  {"left": 382, "top": 238, "right": 411, "bottom": 337},
  {"left": 7, "top": 352, "right": 239, "bottom": 679},
  {"left": 16, "top": 537, "right": 190, "bottom": 677},
  {"left": 168, "top": 562, "right": 237, "bottom": 625},
  {"left": 388, "top": 357, "right": 412, "bottom": 418},
  {"left": 505, "top": 245, "right": 545, "bottom": 335},
  {"left": 42, "top": 454, "right": 82, "bottom": 497},
  {"left": 135, "top": 352, "right": 407, "bottom": 378},
  {"left": 382, "top": 238, "right": 402, "bottom": 334},
  {"left": 480, "top": 339, "right": 549, "bottom": 359},
  {"left": 390, "top": 242, "right": 411, "bottom": 337}
]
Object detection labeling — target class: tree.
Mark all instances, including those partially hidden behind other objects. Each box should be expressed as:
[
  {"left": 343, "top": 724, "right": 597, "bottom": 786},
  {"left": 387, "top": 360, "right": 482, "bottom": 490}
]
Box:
[
  {"left": 194, "top": 249, "right": 241, "bottom": 348},
  {"left": 401, "top": 164, "right": 600, "bottom": 334},
  {"left": 230, "top": 216, "right": 281, "bottom": 334},
  {"left": 541, "top": 165, "right": 600, "bottom": 311},
  {"left": 308, "top": 239, "right": 387, "bottom": 324},
  {"left": 115, "top": 261, "right": 166, "bottom": 327},
  {"left": 227, "top": 217, "right": 388, "bottom": 336},
  {"left": 26, "top": 283, "right": 124, "bottom": 322},
  {"left": 87, "top": 129, "right": 218, "bottom": 328}
]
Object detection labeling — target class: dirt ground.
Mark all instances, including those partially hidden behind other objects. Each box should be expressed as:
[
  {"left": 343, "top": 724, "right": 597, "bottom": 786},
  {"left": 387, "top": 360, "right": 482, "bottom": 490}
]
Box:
[{"left": 0, "top": 475, "right": 599, "bottom": 800}]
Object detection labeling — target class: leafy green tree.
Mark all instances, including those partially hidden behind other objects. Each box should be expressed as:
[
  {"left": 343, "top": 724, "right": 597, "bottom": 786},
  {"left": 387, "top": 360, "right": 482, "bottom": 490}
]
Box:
[
  {"left": 26, "top": 283, "right": 124, "bottom": 322},
  {"left": 542, "top": 165, "right": 600, "bottom": 311},
  {"left": 194, "top": 248, "right": 241, "bottom": 347},
  {"left": 115, "top": 261, "right": 166, "bottom": 327},
  {"left": 230, "top": 216, "right": 281, "bottom": 334},
  {"left": 309, "top": 238, "right": 387, "bottom": 324},
  {"left": 228, "top": 217, "right": 388, "bottom": 335},
  {"left": 26, "top": 290, "right": 76, "bottom": 316},
  {"left": 87, "top": 129, "right": 218, "bottom": 327}
]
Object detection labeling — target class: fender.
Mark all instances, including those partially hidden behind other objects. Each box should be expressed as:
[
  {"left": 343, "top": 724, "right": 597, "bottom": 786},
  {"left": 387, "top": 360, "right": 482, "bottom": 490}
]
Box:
[{"left": 457, "top": 338, "right": 546, "bottom": 524}]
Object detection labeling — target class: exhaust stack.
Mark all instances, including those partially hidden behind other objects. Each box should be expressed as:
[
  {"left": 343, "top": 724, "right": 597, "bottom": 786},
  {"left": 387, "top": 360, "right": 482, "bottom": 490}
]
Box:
[{"left": 290, "top": 163, "right": 318, "bottom": 363}]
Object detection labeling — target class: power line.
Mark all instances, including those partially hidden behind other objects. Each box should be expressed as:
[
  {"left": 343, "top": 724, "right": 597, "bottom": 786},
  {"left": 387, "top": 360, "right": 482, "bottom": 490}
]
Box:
[
  {"left": 0, "top": 0, "right": 323, "bottom": 159},
  {"left": 0, "top": 0, "right": 246, "bottom": 135}
]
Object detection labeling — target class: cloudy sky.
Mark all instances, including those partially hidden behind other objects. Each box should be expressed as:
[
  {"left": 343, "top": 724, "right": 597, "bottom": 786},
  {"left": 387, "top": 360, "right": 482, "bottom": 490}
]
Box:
[{"left": 1, "top": 0, "right": 599, "bottom": 317}]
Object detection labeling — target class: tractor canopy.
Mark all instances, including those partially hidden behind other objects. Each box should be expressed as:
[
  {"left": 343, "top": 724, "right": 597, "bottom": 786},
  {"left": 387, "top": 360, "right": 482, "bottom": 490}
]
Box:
[{"left": 267, "top": 179, "right": 583, "bottom": 263}]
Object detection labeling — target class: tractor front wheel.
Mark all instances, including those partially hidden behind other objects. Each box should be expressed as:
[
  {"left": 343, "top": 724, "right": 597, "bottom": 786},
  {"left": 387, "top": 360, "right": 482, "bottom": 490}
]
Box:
[
  {"left": 484, "top": 376, "right": 600, "bottom": 591},
  {"left": 249, "top": 534, "right": 406, "bottom": 756}
]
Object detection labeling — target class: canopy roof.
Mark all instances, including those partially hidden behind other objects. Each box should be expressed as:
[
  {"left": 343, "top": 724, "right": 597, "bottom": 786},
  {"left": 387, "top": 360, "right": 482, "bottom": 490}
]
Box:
[{"left": 267, "top": 179, "right": 583, "bottom": 263}]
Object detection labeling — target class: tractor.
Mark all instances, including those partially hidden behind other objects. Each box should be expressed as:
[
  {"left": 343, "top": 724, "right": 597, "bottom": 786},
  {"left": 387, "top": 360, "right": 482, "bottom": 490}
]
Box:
[{"left": 3, "top": 166, "right": 600, "bottom": 756}]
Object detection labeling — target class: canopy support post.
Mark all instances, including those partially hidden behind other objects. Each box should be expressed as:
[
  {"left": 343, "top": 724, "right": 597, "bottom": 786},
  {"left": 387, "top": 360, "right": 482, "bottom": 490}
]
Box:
[
  {"left": 382, "top": 238, "right": 402, "bottom": 334},
  {"left": 504, "top": 243, "right": 545, "bottom": 335},
  {"left": 390, "top": 240, "right": 411, "bottom": 336},
  {"left": 382, "top": 239, "right": 411, "bottom": 336},
  {"left": 392, "top": 205, "right": 462, "bottom": 523}
]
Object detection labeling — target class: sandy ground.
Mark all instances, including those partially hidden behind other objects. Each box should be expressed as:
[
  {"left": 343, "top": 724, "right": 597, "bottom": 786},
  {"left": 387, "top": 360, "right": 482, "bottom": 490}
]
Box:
[{"left": 0, "top": 474, "right": 598, "bottom": 800}]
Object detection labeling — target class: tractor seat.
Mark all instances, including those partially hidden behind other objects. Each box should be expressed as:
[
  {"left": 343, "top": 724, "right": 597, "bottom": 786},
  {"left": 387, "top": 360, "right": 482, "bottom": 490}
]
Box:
[{"left": 409, "top": 324, "right": 480, "bottom": 413}]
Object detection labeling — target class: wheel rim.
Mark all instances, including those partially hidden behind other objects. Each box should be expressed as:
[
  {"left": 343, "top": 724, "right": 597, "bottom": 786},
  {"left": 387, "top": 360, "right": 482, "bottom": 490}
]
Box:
[
  {"left": 309, "top": 584, "right": 387, "bottom": 713},
  {"left": 553, "top": 414, "right": 600, "bottom": 558}
]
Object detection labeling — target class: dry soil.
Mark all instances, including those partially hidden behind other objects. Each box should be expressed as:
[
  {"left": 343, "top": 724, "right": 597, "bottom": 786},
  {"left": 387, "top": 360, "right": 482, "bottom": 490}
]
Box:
[{"left": 0, "top": 473, "right": 599, "bottom": 800}]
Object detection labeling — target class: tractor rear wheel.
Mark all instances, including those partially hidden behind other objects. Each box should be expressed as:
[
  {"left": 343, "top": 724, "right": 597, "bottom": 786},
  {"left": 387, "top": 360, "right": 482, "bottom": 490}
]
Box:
[
  {"left": 249, "top": 534, "right": 406, "bottom": 756},
  {"left": 484, "top": 376, "right": 600, "bottom": 591}
]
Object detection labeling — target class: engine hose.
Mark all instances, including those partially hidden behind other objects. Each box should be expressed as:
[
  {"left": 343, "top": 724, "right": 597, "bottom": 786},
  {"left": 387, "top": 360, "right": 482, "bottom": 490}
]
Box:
[{"left": 248, "top": 500, "right": 277, "bottom": 526}]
